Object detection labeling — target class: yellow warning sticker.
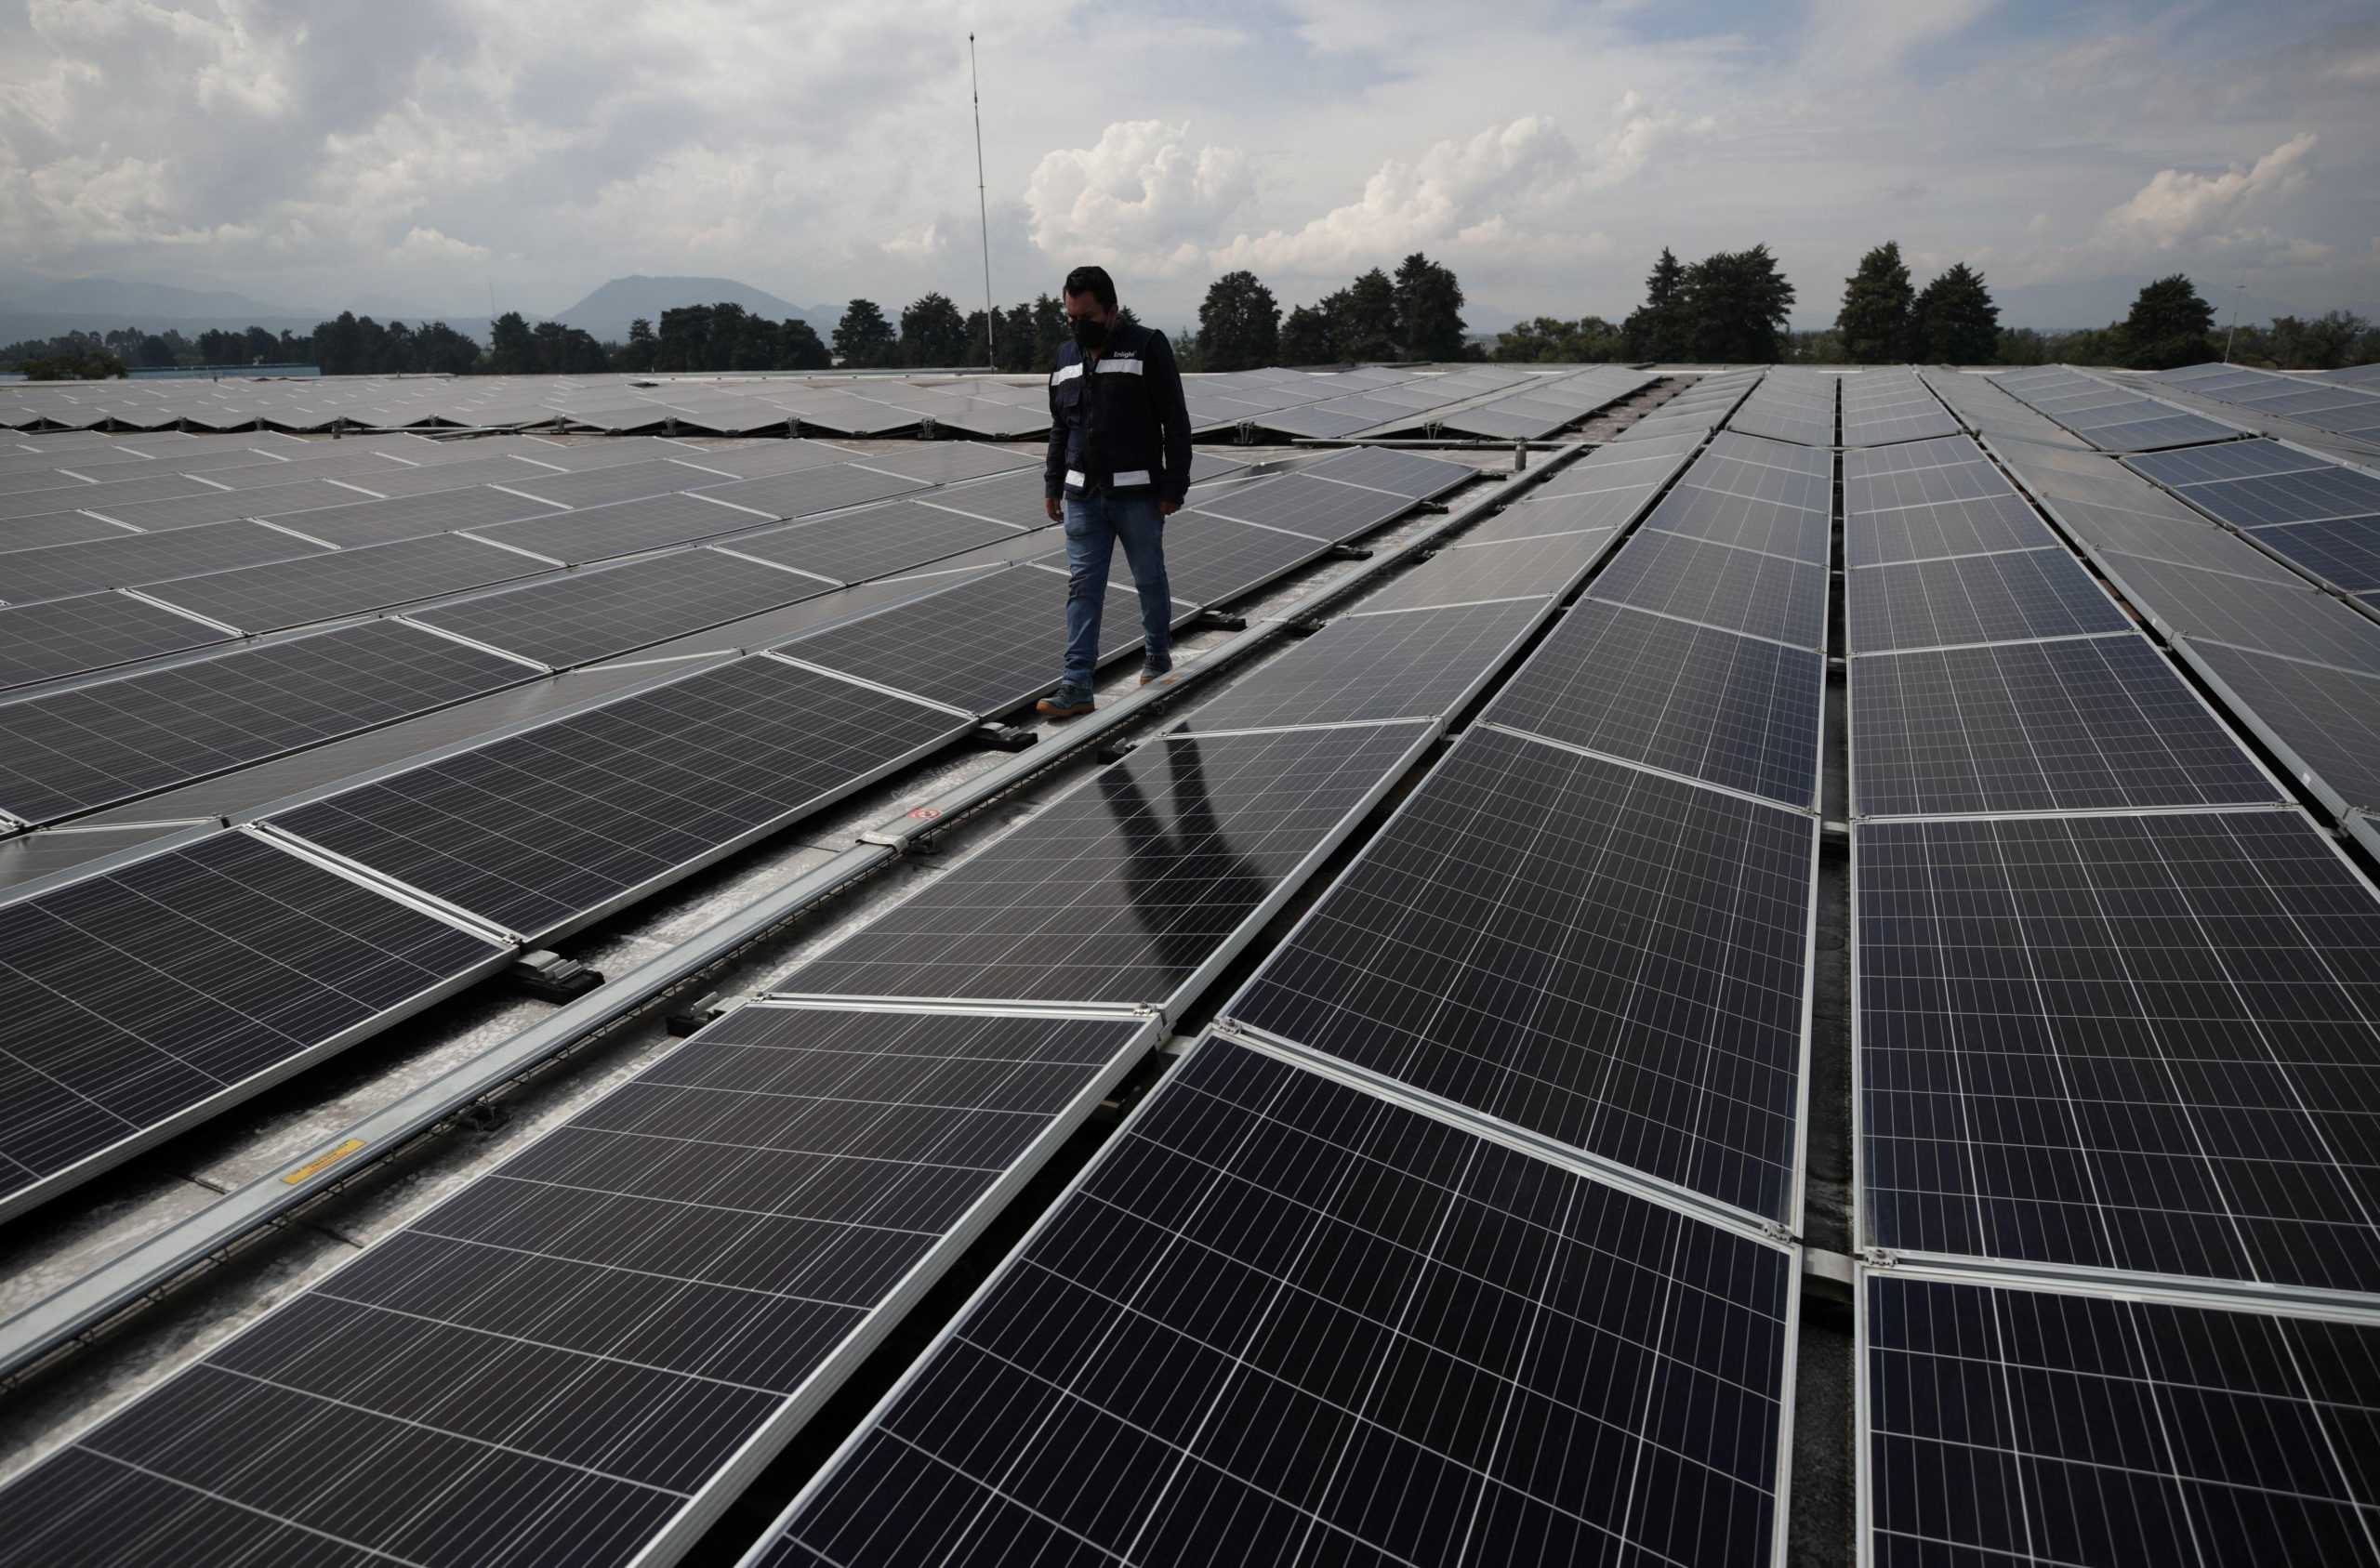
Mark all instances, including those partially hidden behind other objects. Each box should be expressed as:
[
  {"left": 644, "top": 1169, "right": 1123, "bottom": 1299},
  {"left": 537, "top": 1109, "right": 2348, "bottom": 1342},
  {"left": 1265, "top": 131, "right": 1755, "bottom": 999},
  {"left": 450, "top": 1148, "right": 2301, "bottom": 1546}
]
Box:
[{"left": 282, "top": 1138, "right": 366, "bottom": 1185}]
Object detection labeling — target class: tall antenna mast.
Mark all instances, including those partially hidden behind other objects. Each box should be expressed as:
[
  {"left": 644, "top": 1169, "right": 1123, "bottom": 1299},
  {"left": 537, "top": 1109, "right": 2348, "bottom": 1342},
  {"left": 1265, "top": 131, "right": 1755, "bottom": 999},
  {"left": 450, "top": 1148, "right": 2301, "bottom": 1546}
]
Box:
[{"left": 970, "top": 33, "right": 996, "bottom": 370}]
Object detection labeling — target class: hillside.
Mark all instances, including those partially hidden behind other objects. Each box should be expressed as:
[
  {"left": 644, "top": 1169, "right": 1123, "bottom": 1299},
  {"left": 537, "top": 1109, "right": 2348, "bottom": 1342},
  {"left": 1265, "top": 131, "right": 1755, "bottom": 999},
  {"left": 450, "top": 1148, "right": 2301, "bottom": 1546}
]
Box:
[{"left": 548, "top": 274, "right": 837, "bottom": 343}]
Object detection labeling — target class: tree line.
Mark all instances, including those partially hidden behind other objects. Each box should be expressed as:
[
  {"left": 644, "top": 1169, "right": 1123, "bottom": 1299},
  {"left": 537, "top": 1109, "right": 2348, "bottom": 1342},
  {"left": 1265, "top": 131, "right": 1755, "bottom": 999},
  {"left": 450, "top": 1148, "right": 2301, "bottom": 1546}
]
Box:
[{"left": 8, "top": 257, "right": 2373, "bottom": 381}]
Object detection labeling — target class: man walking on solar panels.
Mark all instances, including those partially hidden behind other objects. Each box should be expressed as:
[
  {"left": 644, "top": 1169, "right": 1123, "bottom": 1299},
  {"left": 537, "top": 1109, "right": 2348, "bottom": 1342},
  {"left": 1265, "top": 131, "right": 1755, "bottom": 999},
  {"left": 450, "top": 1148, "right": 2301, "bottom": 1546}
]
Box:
[{"left": 1037, "top": 264, "right": 1193, "bottom": 718}]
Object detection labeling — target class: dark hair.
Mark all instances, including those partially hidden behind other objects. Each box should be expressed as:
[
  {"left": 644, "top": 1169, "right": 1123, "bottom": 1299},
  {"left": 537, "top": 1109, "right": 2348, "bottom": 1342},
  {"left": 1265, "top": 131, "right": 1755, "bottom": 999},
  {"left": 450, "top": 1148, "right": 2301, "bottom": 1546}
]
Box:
[{"left": 1063, "top": 265, "right": 1117, "bottom": 309}]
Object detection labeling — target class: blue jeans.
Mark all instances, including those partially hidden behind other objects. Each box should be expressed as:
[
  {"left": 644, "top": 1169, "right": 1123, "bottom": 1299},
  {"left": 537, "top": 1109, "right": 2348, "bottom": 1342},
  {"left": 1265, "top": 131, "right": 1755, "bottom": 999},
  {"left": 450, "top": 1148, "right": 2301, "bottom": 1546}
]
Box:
[{"left": 1062, "top": 494, "right": 1170, "bottom": 688}]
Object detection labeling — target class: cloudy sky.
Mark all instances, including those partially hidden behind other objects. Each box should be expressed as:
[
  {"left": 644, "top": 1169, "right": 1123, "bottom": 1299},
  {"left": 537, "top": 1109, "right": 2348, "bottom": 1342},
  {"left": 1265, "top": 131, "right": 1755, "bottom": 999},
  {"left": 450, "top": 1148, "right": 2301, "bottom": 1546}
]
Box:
[{"left": 1, "top": 0, "right": 2373, "bottom": 327}]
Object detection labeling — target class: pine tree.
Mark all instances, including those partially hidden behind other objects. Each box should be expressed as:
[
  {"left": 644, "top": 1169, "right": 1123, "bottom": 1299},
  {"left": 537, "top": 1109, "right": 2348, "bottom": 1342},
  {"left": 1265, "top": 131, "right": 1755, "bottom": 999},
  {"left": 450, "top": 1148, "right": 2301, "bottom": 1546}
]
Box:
[
  {"left": 1341, "top": 269, "right": 1401, "bottom": 360},
  {"left": 1393, "top": 253, "right": 1468, "bottom": 361},
  {"left": 1682, "top": 245, "right": 1796, "bottom": 362},
  {"left": 1196, "top": 270, "right": 1282, "bottom": 372},
  {"left": 2115, "top": 275, "right": 2217, "bottom": 370},
  {"left": 1836, "top": 241, "right": 1914, "bottom": 363},
  {"left": 832, "top": 298, "right": 896, "bottom": 367},
  {"left": 1621, "top": 247, "right": 1690, "bottom": 361},
  {"left": 1911, "top": 263, "right": 2000, "bottom": 363},
  {"left": 1278, "top": 304, "right": 1334, "bottom": 366}
]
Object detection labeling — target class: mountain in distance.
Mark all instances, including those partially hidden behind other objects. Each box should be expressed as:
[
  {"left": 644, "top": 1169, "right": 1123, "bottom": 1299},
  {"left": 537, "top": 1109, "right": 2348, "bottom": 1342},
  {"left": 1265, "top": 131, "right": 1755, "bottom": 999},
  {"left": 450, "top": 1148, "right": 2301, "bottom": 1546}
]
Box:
[
  {"left": 549, "top": 275, "right": 838, "bottom": 343},
  {"left": 9, "top": 274, "right": 327, "bottom": 322}
]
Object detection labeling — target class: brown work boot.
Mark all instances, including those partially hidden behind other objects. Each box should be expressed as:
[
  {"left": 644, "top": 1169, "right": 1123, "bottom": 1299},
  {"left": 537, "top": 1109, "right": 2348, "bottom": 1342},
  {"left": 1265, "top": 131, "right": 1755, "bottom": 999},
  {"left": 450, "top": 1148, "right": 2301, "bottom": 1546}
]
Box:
[{"left": 1036, "top": 682, "right": 1094, "bottom": 718}]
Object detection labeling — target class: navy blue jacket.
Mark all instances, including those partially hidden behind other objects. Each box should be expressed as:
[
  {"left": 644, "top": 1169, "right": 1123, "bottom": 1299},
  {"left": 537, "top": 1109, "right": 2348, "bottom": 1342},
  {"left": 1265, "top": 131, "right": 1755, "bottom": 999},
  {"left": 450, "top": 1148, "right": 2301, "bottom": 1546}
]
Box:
[{"left": 1042, "top": 321, "right": 1194, "bottom": 504}]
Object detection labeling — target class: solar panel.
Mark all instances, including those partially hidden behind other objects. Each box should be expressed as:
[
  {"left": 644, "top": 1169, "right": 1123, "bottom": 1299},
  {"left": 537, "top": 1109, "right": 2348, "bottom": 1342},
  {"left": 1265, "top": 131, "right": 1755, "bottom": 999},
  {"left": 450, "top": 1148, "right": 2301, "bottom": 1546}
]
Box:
[
  {"left": 330, "top": 452, "right": 567, "bottom": 497},
  {"left": 1851, "top": 633, "right": 2278, "bottom": 814},
  {"left": 1845, "top": 493, "right": 2058, "bottom": 565},
  {"left": 142, "top": 533, "right": 550, "bottom": 634},
  {"left": 0, "top": 1000, "right": 1157, "bottom": 1567},
  {"left": 0, "top": 510, "right": 139, "bottom": 552},
  {"left": 80, "top": 477, "right": 375, "bottom": 531},
  {"left": 781, "top": 566, "right": 1143, "bottom": 717},
  {"left": 0, "top": 468, "right": 218, "bottom": 520},
  {"left": 1193, "top": 471, "right": 1410, "bottom": 542},
  {"left": 411, "top": 548, "right": 835, "bottom": 669},
  {"left": 491, "top": 457, "right": 734, "bottom": 509},
  {"left": 0, "top": 592, "right": 228, "bottom": 692},
  {"left": 1844, "top": 457, "right": 2013, "bottom": 515},
  {"left": 2250, "top": 518, "right": 2380, "bottom": 592},
  {"left": 1846, "top": 548, "right": 2129, "bottom": 652},
  {"left": 467, "top": 489, "right": 772, "bottom": 564},
  {"left": 2154, "top": 467, "right": 2380, "bottom": 528},
  {"left": 718, "top": 499, "right": 1020, "bottom": 585},
  {"left": 695, "top": 463, "right": 932, "bottom": 520},
  {"left": 1858, "top": 809, "right": 2380, "bottom": 1291},
  {"left": 1296, "top": 444, "right": 1478, "bottom": 498},
  {"left": 917, "top": 468, "right": 1052, "bottom": 528},
  {"left": 1136, "top": 510, "right": 1332, "bottom": 608},
  {"left": 272, "top": 657, "right": 969, "bottom": 938},
  {"left": 1357, "top": 529, "right": 1611, "bottom": 614},
  {"left": 0, "top": 620, "right": 531, "bottom": 825},
  {"left": 2124, "top": 438, "right": 2327, "bottom": 487},
  {"left": 2185, "top": 640, "right": 2380, "bottom": 817},
  {"left": 756, "top": 1034, "right": 1795, "bottom": 1568},
  {"left": 2096, "top": 551, "right": 2380, "bottom": 673},
  {"left": 676, "top": 439, "right": 861, "bottom": 479},
  {"left": 1591, "top": 530, "right": 1829, "bottom": 650},
  {"left": 780, "top": 721, "right": 1431, "bottom": 1007},
  {"left": 1231, "top": 726, "right": 1813, "bottom": 1219},
  {"left": 0, "top": 520, "right": 333, "bottom": 605},
  {"left": 1643, "top": 481, "right": 1831, "bottom": 562},
  {"left": 849, "top": 442, "right": 1038, "bottom": 484},
  {"left": 1864, "top": 1272, "right": 2380, "bottom": 1568},
  {"left": 1486, "top": 599, "right": 1824, "bottom": 806},
  {"left": 264, "top": 485, "right": 568, "bottom": 547},
  {"left": 0, "top": 829, "right": 504, "bottom": 1218},
  {"left": 1467, "top": 486, "right": 1652, "bottom": 542},
  {"left": 1175, "top": 597, "right": 1545, "bottom": 733}
]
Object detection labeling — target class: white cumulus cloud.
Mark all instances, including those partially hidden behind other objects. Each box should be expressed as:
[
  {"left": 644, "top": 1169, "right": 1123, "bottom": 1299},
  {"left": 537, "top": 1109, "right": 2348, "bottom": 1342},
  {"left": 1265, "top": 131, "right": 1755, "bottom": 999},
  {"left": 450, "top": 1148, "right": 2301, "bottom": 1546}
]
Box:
[
  {"left": 395, "top": 226, "right": 490, "bottom": 263},
  {"left": 2096, "top": 132, "right": 2318, "bottom": 248},
  {"left": 1025, "top": 121, "right": 1254, "bottom": 274}
]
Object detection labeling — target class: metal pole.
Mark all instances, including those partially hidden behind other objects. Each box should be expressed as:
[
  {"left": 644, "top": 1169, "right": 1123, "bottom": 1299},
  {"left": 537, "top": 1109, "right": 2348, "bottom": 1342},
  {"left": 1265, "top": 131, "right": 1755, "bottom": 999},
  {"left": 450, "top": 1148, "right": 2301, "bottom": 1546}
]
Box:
[
  {"left": 970, "top": 34, "right": 997, "bottom": 371},
  {"left": 2225, "top": 282, "right": 2243, "bottom": 364}
]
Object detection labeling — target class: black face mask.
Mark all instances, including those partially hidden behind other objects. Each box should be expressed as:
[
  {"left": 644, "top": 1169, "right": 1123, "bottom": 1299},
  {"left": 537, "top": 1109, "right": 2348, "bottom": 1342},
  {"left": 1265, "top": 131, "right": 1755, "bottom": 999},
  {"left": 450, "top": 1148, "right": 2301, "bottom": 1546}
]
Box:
[{"left": 1071, "top": 314, "right": 1109, "bottom": 352}]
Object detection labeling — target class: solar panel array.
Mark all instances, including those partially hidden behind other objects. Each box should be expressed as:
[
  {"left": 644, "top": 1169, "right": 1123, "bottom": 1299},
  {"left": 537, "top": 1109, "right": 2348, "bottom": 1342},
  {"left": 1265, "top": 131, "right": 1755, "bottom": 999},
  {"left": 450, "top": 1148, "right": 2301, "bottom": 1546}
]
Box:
[
  {"left": 2150, "top": 361, "right": 2380, "bottom": 451},
  {"left": 1848, "top": 390, "right": 2380, "bottom": 1568},
  {"left": 1725, "top": 365, "right": 1838, "bottom": 446},
  {"left": 2124, "top": 437, "right": 2380, "bottom": 602},
  {"left": 747, "top": 405, "right": 1817, "bottom": 1568},
  {"left": 1995, "top": 433, "right": 2380, "bottom": 860},
  {"left": 1991, "top": 363, "right": 2241, "bottom": 451},
  {"left": 1840, "top": 366, "right": 1961, "bottom": 447},
  {"left": 0, "top": 437, "right": 1464, "bottom": 1226}
]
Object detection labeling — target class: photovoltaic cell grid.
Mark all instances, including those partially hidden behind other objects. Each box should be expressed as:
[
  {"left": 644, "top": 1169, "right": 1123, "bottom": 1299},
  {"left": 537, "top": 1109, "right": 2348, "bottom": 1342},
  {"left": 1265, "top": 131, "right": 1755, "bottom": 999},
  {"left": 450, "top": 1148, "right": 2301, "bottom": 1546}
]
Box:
[
  {"left": 717, "top": 499, "right": 1021, "bottom": 585},
  {"left": 0, "top": 519, "right": 333, "bottom": 605},
  {"left": 142, "top": 532, "right": 551, "bottom": 633},
  {"left": 1232, "top": 726, "right": 1814, "bottom": 1221},
  {"left": 2184, "top": 640, "right": 2380, "bottom": 821},
  {"left": 1866, "top": 1273, "right": 2380, "bottom": 1568},
  {"left": 1486, "top": 599, "right": 1824, "bottom": 807},
  {"left": 466, "top": 489, "right": 770, "bottom": 565},
  {"left": 1292, "top": 443, "right": 1475, "bottom": 499},
  {"left": 1590, "top": 528, "right": 1829, "bottom": 650},
  {"left": 0, "top": 618, "right": 531, "bottom": 825},
  {"left": 778, "top": 721, "right": 1431, "bottom": 1008},
  {"left": 1840, "top": 370, "right": 1960, "bottom": 448},
  {"left": 1193, "top": 471, "right": 1413, "bottom": 542},
  {"left": 1726, "top": 370, "right": 1837, "bottom": 447},
  {"left": 782, "top": 565, "right": 1145, "bottom": 718},
  {"left": 756, "top": 1036, "right": 1795, "bottom": 1568},
  {"left": 1644, "top": 473, "right": 1831, "bottom": 561},
  {"left": 2097, "top": 551, "right": 2380, "bottom": 675},
  {"left": 1122, "top": 510, "right": 1331, "bottom": 611},
  {"left": 1851, "top": 633, "right": 2277, "bottom": 815},
  {"left": 1174, "top": 597, "right": 1546, "bottom": 733},
  {"left": 263, "top": 484, "right": 568, "bottom": 548},
  {"left": 0, "top": 592, "right": 227, "bottom": 692},
  {"left": 1846, "top": 547, "right": 2129, "bottom": 653},
  {"left": 411, "top": 547, "right": 834, "bottom": 669},
  {"left": 0, "top": 1003, "right": 1157, "bottom": 1568},
  {"left": 695, "top": 462, "right": 932, "bottom": 521},
  {"left": 271, "top": 656, "right": 970, "bottom": 938},
  {"left": 2150, "top": 361, "right": 2380, "bottom": 445},
  {"left": 1992, "top": 365, "right": 2239, "bottom": 452},
  {"left": 1354, "top": 527, "right": 1612, "bottom": 614},
  {"left": 0, "top": 829, "right": 503, "bottom": 1215},
  {"left": 1858, "top": 810, "right": 2380, "bottom": 1294}
]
